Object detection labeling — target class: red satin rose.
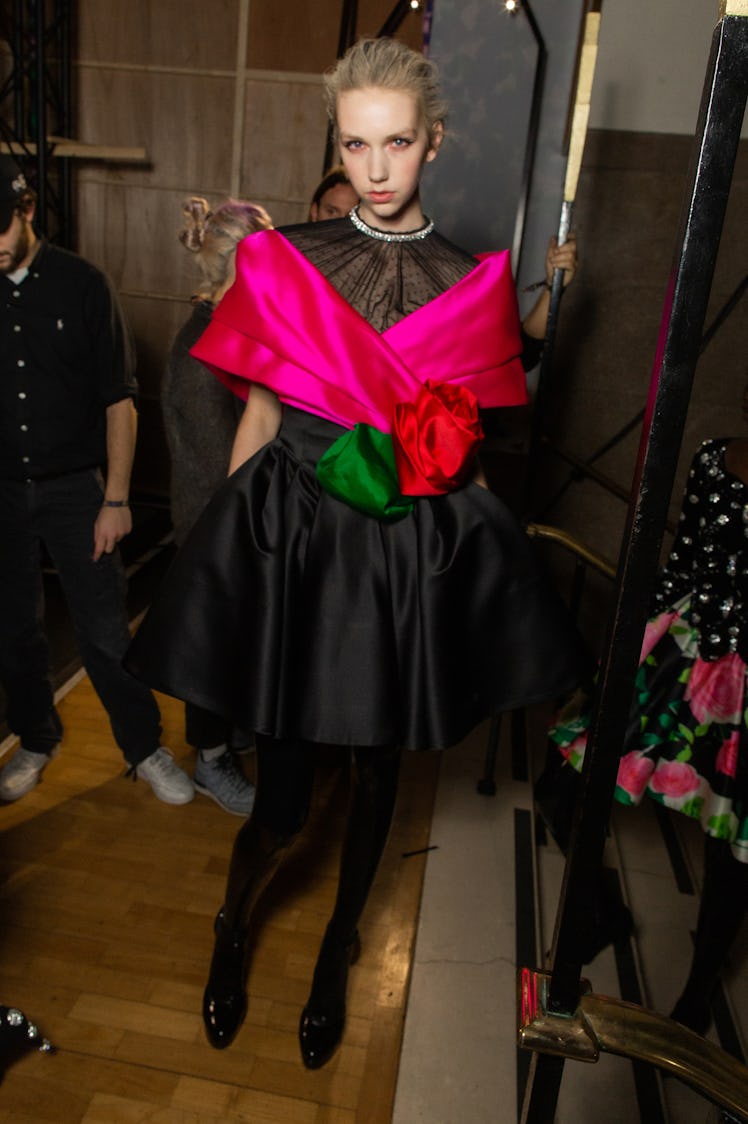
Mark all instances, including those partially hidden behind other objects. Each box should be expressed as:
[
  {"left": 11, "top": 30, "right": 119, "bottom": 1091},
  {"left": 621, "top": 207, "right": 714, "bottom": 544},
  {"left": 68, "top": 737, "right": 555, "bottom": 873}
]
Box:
[{"left": 392, "top": 380, "right": 484, "bottom": 496}]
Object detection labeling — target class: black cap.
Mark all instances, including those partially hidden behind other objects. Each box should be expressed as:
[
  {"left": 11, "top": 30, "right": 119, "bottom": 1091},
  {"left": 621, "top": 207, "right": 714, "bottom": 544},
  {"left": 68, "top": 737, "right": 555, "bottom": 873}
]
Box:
[{"left": 0, "top": 156, "right": 29, "bottom": 233}]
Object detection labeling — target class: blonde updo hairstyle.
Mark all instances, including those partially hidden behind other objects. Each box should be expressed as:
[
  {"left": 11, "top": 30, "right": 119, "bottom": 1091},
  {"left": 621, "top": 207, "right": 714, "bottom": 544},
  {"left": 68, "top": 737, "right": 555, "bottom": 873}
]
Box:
[
  {"left": 180, "top": 196, "right": 273, "bottom": 300},
  {"left": 323, "top": 37, "right": 447, "bottom": 147}
]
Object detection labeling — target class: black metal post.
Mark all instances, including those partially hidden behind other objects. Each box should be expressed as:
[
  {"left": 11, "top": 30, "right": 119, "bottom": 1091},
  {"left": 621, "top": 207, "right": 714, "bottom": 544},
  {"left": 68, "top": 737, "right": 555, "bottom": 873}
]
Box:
[
  {"left": 11, "top": 0, "right": 25, "bottom": 134},
  {"left": 322, "top": 0, "right": 359, "bottom": 173},
  {"left": 32, "top": 0, "right": 47, "bottom": 234},
  {"left": 522, "top": 196, "right": 571, "bottom": 516},
  {"left": 510, "top": 0, "right": 547, "bottom": 280},
  {"left": 59, "top": 0, "right": 73, "bottom": 246},
  {"left": 521, "top": 11, "right": 748, "bottom": 1122},
  {"left": 336, "top": 0, "right": 358, "bottom": 59},
  {"left": 0, "top": 2, "right": 78, "bottom": 247},
  {"left": 377, "top": 0, "right": 417, "bottom": 38},
  {"left": 539, "top": 268, "right": 748, "bottom": 520}
]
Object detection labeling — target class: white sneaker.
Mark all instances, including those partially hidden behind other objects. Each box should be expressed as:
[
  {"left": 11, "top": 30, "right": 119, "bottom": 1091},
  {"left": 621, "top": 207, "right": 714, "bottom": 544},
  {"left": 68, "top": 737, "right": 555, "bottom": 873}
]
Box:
[
  {"left": 135, "top": 748, "right": 194, "bottom": 805},
  {"left": 0, "top": 746, "right": 58, "bottom": 802}
]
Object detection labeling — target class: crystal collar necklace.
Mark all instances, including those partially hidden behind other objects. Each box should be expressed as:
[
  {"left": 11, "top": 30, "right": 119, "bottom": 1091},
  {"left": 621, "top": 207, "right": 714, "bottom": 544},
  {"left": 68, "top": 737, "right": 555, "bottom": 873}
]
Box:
[{"left": 348, "top": 206, "right": 434, "bottom": 242}]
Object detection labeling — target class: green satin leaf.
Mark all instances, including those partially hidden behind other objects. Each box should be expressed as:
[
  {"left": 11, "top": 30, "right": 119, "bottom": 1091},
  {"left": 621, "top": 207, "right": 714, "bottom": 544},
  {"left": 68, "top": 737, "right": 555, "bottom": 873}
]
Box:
[{"left": 316, "top": 423, "right": 414, "bottom": 523}]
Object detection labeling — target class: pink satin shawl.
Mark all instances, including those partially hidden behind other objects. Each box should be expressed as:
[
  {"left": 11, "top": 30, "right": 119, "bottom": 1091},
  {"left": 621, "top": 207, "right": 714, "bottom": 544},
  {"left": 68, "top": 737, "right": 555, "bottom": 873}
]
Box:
[{"left": 191, "top": 229, "right": 528, "bottom": 433}]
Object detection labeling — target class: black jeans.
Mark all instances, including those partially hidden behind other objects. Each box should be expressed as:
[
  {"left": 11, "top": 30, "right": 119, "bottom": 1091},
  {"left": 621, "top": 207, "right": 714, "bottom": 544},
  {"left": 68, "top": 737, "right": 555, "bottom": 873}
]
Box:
[
  {"left": 185, "top": 701, "right": 230, "bottom": 752},
  {"left": 0, "top": 471, "right": 161, "bottom": 766}
]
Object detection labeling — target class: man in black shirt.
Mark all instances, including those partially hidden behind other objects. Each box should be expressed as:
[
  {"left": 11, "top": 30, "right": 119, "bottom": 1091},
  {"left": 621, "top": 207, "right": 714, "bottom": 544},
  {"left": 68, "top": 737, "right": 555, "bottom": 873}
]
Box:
[{"left": 0, "top": 158, "right": 194, "bottom": 805}]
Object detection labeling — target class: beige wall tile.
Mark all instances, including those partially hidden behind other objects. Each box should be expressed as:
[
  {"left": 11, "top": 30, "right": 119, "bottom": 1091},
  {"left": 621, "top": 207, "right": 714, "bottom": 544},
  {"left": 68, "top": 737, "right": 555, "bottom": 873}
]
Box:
[
  {"left": 258, "top": 199, "right": 311, "bottom": 227},
  {"left": 76, "top": 67, "right": 235, "bottom": 193},
  {"left": 247, "top": 0, "right": 340, "bottom": 74},
  {"left": 246, "top": 0, "right": 424, "bottom": 71},
  {"left": 78, "top": 0, "right": 241, "bottom": 71},
  {"left": 75, "top": 182, "right": 225, "bottom": 297},
  {"left": 355, "top": 0, "right": 425, "bottom": 46},
  {"left": 240, "top": 79, "right": 328, "bottom": 205}
]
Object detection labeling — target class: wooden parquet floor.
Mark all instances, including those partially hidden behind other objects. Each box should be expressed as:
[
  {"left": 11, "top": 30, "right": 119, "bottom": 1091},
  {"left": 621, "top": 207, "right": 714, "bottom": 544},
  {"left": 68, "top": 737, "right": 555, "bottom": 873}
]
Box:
[{"left": 0, "top": 676, "right": 440, "bottom": 1122}]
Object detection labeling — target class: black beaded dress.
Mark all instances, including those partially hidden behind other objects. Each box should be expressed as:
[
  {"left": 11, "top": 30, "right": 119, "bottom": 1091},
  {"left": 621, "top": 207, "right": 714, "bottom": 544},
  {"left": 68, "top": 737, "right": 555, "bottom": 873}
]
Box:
[
  {"left": 550, "top": 439, "right": 748, "bottom": 862},
  {"left": 127, "top": 215, "right": 586, "bottom": 752}
]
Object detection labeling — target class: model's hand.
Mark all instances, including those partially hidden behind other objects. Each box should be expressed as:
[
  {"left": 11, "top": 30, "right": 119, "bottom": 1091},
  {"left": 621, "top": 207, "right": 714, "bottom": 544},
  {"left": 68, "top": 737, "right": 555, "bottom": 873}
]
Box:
[
  {"left": 93, "top": 505, "right": 132, "bottom": 562},
  {"left": 545, "top": 233, "right": 578, "bottom": 288}
]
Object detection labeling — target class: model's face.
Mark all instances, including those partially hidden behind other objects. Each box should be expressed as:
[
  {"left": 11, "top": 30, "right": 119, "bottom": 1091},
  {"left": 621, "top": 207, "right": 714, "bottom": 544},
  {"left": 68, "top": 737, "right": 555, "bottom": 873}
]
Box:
[
  {"left": 311, "top": 182, "right": 359, "bottom": 222},
  {"left": 337, "top": 87, "right": 441, "bottom": 232},
  {"left": 0, "top": 210, "right": 34, "bottom": 274}
]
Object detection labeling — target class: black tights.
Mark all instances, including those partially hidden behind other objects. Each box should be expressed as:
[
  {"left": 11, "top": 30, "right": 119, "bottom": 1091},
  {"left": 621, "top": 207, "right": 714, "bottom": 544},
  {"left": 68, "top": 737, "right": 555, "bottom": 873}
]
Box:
[{"left": 223, "top": 735, "right": 402, "bottom": 942}]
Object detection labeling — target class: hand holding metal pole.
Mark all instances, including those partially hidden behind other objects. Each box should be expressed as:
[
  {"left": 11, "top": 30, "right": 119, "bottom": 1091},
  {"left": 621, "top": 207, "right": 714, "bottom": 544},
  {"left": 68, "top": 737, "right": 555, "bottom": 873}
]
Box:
[{"left": 524, "top": 7, "right": 601, "bottom": 516}]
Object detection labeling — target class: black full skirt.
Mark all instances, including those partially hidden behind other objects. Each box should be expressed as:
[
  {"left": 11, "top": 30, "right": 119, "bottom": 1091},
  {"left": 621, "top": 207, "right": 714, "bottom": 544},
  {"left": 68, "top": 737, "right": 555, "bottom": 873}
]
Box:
[{"left": 127, "top": 408, "right": 586, "bottom": 750}]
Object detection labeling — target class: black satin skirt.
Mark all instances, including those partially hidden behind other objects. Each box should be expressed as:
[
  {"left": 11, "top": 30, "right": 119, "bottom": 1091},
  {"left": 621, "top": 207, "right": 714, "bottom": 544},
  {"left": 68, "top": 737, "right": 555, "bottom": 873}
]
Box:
[{"left": 126, "top": 407, "right": 586, "bottom": 750}]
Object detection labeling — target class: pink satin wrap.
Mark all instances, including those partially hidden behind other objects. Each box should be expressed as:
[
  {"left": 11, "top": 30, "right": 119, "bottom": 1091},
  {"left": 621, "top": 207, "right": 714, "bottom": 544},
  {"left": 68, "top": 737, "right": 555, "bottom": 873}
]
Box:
[{"left": 190, "top": 230, "right": 528, "bottom": 434}]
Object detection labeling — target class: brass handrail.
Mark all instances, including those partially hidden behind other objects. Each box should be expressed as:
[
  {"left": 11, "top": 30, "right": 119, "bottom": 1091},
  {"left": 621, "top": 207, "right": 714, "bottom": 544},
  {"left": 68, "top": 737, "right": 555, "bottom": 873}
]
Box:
[
  {"left": 525, "top": 522, "right": 616, "bottom": 580},
  {"left": 518, "top": 968, "right": 748, "bottom": 1118}
]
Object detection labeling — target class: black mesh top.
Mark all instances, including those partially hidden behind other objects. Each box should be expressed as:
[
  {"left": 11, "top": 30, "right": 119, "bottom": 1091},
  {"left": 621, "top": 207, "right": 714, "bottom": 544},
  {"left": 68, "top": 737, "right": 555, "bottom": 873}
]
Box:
[
  {"left": 281, "top": 215, "right": 477, "bottom": 334},
  {"left": 281, "top": 213, "right": 542, "bottom": 369}
]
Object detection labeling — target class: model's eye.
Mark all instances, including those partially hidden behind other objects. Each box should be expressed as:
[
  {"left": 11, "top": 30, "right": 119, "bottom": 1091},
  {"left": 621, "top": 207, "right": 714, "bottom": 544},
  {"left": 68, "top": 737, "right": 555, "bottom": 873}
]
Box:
[
  {"left": 391, "top": 138, "right": 412, "bottom": 148},
  {"left": 342, "top": 140, "right": 364, "bottom": 151}
]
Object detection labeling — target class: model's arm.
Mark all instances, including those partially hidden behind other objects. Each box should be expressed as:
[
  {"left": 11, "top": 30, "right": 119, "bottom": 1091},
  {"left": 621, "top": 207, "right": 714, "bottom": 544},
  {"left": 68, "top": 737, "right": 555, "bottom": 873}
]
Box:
[
  {"left": 522, "top": 234, "right": 578, "bottom": 340},
  {"left": 93, "top": 397, "right": 137, "bottom": 562},
  {"left": 228, "top": 384, "right": 283, "bottom": 474}
]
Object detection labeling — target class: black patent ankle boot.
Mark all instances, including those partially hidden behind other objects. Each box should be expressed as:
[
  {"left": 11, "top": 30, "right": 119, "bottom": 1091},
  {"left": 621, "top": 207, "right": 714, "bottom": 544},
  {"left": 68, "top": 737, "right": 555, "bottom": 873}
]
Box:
[
  {"left": 298, "top": 926, "right": 361, "bottom": 1069},
  {"left": 202, "top": 910, "right": 248, "bottom": 1049}
]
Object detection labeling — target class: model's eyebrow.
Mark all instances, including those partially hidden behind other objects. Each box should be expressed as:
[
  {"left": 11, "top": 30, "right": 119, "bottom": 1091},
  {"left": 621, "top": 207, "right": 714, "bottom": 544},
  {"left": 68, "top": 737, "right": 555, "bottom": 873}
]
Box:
[{"left": 339, "top": 127, "right": 418, "bottom": 142}]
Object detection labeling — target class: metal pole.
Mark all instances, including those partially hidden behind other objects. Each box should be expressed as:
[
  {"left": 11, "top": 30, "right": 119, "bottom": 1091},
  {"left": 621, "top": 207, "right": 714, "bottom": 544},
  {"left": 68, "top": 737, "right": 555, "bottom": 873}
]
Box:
[
  {"left": 322, "top": 0, "right": 358, "bottom": 174},
  {"left": 522, "top": 8, "right": 601, "bottom": 517},
  {"left": 377, "top": 0, "right": 415, "bottom": 38},
  {"left": 510, "top": 0, "right": 547, "bottom": 280},
  {"left": 32, "top": 0, "right": 47, "bottom": 235},
  {"left": 60, "top": 0, "right": 73, "bottom": 247},
  {"left": 520, "top": 8, "right": 747, "bottom": 1121},
  {"left": 12, "top": 0, "right": 24, "bottom": 135}
]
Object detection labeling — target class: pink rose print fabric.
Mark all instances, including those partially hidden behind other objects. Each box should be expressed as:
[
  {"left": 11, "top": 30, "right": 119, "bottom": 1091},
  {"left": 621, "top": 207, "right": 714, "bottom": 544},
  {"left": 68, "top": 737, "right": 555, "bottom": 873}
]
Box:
[{"left": 549, "top": 603, "right": 747, "bottom": 864}]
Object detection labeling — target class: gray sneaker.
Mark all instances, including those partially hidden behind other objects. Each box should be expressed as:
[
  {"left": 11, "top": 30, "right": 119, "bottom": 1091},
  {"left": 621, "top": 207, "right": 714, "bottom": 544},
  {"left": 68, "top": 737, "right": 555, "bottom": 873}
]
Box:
[
  {"left": 135, "top": 747, "right": 194, "bottom": 805},
  {"left": 194, "top": 751, "right": 255, "bottom": 816},
  {"left": 0, "top": 746, "right": 58, "bottom": 802}
]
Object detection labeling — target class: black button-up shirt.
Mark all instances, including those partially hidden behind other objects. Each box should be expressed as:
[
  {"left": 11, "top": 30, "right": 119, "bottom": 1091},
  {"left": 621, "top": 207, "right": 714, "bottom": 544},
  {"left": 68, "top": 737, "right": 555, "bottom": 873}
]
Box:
[{"left": 0, "top": 240, "right": 137, "bottom": 482}]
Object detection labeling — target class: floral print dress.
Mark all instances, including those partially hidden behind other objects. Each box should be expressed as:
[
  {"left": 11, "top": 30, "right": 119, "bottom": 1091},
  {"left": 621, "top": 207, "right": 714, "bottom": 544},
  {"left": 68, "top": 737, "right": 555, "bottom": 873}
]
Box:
[{"left": 550, "top": 439, "right": 748, "bottom": 862}]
